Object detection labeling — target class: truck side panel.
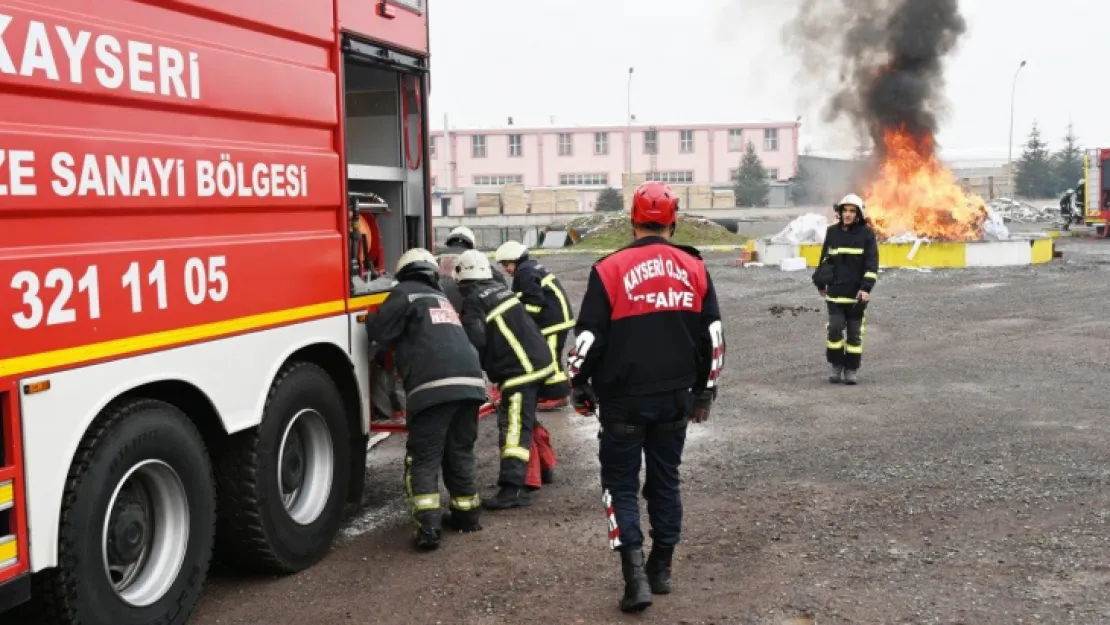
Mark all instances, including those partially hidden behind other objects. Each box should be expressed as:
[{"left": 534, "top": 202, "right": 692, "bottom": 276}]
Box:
[
  {"left": 0, "top": 0, "right": 349, "bottom": 577},
  {"left": 0, "top": 0, "right": 345, "bottom": 376}
]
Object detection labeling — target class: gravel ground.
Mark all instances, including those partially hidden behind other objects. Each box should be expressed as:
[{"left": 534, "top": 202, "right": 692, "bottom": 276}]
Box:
[{"left": 193, "top": 234, "right": 1110, "bottom": 625}]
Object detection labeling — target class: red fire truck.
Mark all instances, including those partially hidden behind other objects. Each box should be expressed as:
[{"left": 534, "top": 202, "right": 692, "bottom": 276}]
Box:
[
  {"left": 1081, "top": 148, "right": 1109, "bottom": 233},
  {"left": 0, "top": 1, "right": 433, "bottom": 623}
]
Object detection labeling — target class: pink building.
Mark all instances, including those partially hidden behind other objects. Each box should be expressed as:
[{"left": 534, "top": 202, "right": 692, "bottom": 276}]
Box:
[{"left": 428, "top": 122, "right": 800, "bottom": 192}]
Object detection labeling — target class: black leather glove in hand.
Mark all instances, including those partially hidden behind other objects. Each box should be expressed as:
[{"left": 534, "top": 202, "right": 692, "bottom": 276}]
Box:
[
  {"left": 688, "top": 390, "right": 714, "bottom": 423},
  {"left": 571, "top": 384, "right": 598, "bottom": 417}
]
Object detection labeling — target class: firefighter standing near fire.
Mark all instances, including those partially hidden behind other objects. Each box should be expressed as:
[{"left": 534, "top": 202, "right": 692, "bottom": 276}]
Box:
[
  {"left": 365, "top": 249, "right": 488, "bottom": 551},
  {"left": 494, "top": 240, "right": 575, "bottom": 410},
  {"left": 453, "top": 249, "right": 557, "bottom": 509},
  {"left": 813, "top": 194, "right": 879, "bottom": 384},
  {"left": 568, "top": 181, "right": 724, "bottom": 613}
]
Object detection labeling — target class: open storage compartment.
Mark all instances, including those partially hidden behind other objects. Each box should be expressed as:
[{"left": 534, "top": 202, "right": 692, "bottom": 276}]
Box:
[{"left": 342, "top": 35, "right": 430, "bottom": 297}]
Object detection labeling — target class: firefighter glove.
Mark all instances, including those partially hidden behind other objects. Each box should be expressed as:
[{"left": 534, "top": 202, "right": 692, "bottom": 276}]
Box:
[
  {"left": 688, "top": 389, "right": 714, "bottom": 424},
  {"left": 571, "top": 384, "right": 598, "bottom": 417}
]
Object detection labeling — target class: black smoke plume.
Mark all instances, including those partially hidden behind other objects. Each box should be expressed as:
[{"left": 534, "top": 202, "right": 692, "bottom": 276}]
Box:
[{"left": 783, "top": 0, "right": 967, "bottom": 160}]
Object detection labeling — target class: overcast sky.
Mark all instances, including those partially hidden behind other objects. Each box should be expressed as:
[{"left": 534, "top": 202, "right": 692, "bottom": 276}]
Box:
[{"left": 427, "top": 0, "right": 1101, "bottom": 162}]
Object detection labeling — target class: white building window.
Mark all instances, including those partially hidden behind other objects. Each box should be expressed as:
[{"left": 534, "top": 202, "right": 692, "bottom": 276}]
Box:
[
  {"left": 508, "top": 134, "right": 523, "bottom": 157},
  {"left": 764, "top": 128, "right": 779, "bottom": 151},
  {"left": 472, "top": 174, "right": 523, "bottom": 185},
  {"left": 472, "top": 135, "right": 486, "bottom": 158},
  {"left": 429, "top": 137, "right": 436, "bottom": 157},
  {"left": 558, "top": 133, "right": 573, "bottom": 156},
  {"left": 595, "top": 132, "right": 608, "bottom": 155},
  {"left": 766, "top": 168, "right": 779, "bottom": 180},
  {"left": 644, "top": 130, "right": 657, "bottom": 154},
  {"left": 728, "top": 129, "right": 744, "bottom": 151},
  {"left": 645, "top": 171, "right": 692, "bottom": 184},
  {"left": 680, "top": 130, "right": 694, "bottom": 153},
  {"left": 559, "top": 173, "right": 608, "bottom": 186}
]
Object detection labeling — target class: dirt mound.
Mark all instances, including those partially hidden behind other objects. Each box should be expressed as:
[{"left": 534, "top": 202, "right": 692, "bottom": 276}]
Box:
[{"left": 567, "top": 211, "right": 745, "bottom": 250}]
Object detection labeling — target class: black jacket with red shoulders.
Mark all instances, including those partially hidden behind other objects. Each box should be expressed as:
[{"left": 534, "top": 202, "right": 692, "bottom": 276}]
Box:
[{"left": 567, "top": 236, "right": 724, "bottom": 400}]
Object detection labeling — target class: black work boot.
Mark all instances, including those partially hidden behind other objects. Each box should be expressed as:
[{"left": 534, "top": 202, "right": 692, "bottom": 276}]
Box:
[
  {"left": 541, "top": 467, "right": 556, "bottom": 485},
  {"left": 443, "top": 508, "right": 483, "bottom": 532},
  {"left": 829, "top": 364, "right": 843, "bottom": 383},
  {"left": 645, "top": 545, "right": 674, "bottom": 594},
  {"left": 482, "top": 486, "right": 532, "bottom": 510},
  {"left": 412, "top": 525, "right": 441, "bottom": 551},
  {"left": 842, "top": 368, "right": 858, "bottom": 385},
  {"left": 619, "top": 548, "right": 653, "bottom": 612}
]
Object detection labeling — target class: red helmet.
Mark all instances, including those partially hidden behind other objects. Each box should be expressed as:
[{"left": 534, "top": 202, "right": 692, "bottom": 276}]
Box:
[{"left": 631, "top": 182, "right": 678, "bottom": 227}]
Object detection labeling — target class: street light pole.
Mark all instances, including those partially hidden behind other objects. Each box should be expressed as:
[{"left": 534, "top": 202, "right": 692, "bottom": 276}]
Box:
[
  {"left": 626, "top": 67, "right": 633, "bottom": 181},
  {"left": 1007, "top": 60, "right": 1027, "bottom": 198}
]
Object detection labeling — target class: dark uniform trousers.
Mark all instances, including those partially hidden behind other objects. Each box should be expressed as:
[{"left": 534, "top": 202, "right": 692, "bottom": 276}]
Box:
[
  {"left": 826, "top": 300, "right": 868, "bottom": 370},
  {"left": 404, "top": 399, "right": 483, "bottom": 529},
  {"left": 496, "top": 383, "right": 542, "bottom": 487},
  {"left": 599, "top": 389, "right": 690, "bottom": 551},
  {"left": 538, "top": 330, "right": 570, "bottom": 401}
]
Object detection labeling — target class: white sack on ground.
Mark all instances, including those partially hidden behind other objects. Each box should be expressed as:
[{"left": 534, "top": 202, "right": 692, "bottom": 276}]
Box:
[{"left": 771, "top": 213, "right": 829, "bottom": 244}]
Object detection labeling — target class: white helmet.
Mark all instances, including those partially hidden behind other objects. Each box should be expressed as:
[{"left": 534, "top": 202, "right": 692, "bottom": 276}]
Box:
[
  {"left": 1066, "top": 188, "right": 1074, "bottom": 195},
  {"left": 445, "top": 226, "right": 476, "bottom": 249},
  {"left": 837, "top": 193, "right": 865, "bottom": 210},
  {"left": 494, "top": 240, "right": 528, "bottom": 263},
  {"left": 395, "top": 247, "right": 438, "bottom": 276},
  {"left": 454, "top": 249, "right": 492, "bottom": 281}
]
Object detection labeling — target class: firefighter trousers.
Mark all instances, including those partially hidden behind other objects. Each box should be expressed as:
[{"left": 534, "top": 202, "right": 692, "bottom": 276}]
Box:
[
  {"left": 496, "top": 383, "right": 541, "bottom": 487},
  {"left": 826, "top": 300, "right": 868, "bottom": 370},
  {"left": 538, "top": 330, "right": 570, "bottom": 401},
  {"left": 404, "top": 399, "right": 483, "bottom": 533},
  {"left": 598, "top": 390, "right": 690, "bottom": 551}
]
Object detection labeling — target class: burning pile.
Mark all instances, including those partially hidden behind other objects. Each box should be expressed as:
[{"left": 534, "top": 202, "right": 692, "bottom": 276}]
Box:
[
  {"left": 865, "top": 127, "right": 989, "bottom": 241},
  {"left": 786, "top": 0, "right": 993, "bottom": 241}
]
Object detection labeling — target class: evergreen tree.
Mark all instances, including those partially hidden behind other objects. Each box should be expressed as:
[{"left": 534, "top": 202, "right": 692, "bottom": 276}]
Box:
[
  {"left": 1015, "top": 122, "right": 1054, "bottom": 198},
  {"left": 1052, "top": 123, "right": 1083, "bottom": 194},
  {"left": 734, "top": 142, "right": 770, "bottom": 207},
  {"left": 595, "top": 187, "right": 623, "bottom": 212}
]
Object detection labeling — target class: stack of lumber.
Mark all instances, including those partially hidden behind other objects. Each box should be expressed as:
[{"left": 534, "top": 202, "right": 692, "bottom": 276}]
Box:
[
  {"left": 554, "top": 189, "right": 579, "bottom": 213},
  {"left": 475, "top": 192, "right": 501, "bottom": 215},
  {"left": 501, "top": 183, "right": 527, "bottom": 214},
  {"left": 530, "top": 187, "right": 556, "bottom": 214}
]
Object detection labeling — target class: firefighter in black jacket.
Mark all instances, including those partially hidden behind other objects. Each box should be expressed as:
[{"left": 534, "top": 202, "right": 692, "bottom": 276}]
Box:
[
  {"left": 494, "top": 240, "right": 575, "bottom": 409},
  {"left": 436, "top": 226, "right": 507, "bottom": 312},
  {"left": 568, "top": 182, "right": 725, "bottom": 613},
  {"left": 813, "top": 194, "right": 879, "bottom": 385},
  {"left": 453, "top": 249, "right": 557, "bottom": 509},
  {"left": 365, "top": 248, "right": 489, "bottom": 551}
]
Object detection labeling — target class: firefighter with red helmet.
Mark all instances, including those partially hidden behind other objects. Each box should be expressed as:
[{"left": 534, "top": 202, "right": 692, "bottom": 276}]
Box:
[{"left": 568, "top": 182, "right": 725, "bottom": 613}]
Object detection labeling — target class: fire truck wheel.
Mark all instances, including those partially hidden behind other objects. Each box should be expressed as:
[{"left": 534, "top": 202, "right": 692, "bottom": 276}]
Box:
[
  {"left": 214, "top": 361, "right": 351, "bottom": 574},
  {"left": 18, "top": 399, "right": 214, "bottom": 625}
]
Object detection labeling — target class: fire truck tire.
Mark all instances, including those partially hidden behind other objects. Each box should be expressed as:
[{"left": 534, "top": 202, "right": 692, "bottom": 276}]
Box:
[
  {"left": 13, "top": 399, "right": 215, "bottom": 625},
  {"left": 214, "top": 361, "right": 350, "bottom": 574}
]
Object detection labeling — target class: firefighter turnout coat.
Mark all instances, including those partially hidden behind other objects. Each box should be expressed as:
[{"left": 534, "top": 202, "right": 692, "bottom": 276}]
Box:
[
  {"left": 813, "top": 221, "right": 879, "bottom": 302},
  {"left": 568, "top": 236, "right": 725, "bottom": 400},
  {"left": 512, "top": 258, "right": 575, "bottom": 337},
  {"left": 365, "top": 277, "right": 488, "bottom": 415},
  {"left": 459, "top": 278, "right": 557, "bottom": 390}
]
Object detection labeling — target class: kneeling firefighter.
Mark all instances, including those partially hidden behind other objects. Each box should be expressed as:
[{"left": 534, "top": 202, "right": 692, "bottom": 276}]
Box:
[
  {"left": 495, "top": 240, "right": 575, "bottom": 410},
  {"left": 454, "top": 249, "right": 557, "bottom": 509},
  {"left": 365, "top": 248, "right": 488, "bottom": 550},
  {"left": 813, "top": 194, "right": 878, "bottom": 384}
]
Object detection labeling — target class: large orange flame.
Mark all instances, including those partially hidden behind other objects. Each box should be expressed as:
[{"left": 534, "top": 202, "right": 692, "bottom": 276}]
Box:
[{"left": 864, "top": 127, "right": 988, "bottom": 241}]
